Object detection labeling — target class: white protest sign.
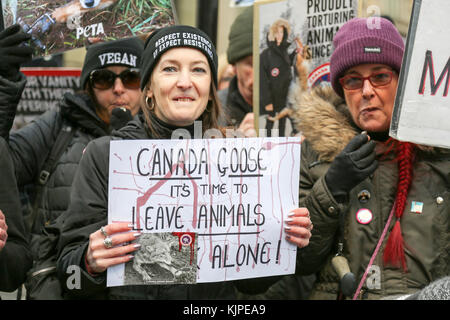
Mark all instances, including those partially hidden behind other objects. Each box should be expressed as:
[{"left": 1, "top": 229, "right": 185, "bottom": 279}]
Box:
[
  {"left": 390, "top": 0, "right": 450, "bottom": 148},
  {"left": 107, "top": 137, "right": 300, "bottom": 287}
]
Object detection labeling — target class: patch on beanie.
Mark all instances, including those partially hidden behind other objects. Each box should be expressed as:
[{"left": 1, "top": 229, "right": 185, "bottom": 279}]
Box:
[
  {"left": 152, "top": 31, "right": 214, "bottom": 61},
  {"left": 98, "top": 52, "right": 138, "bottom": 67},
  {"left": 364, "top": 47, "right": 382, "bottom": 54}
]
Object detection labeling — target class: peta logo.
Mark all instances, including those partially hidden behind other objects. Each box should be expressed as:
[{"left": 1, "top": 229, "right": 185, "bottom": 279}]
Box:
[
  {"left": 98, "top": 52, "right": 138, "bottom": 67},
  {"left": 76, "top": 22, "right": 105, "bottom": 39}
]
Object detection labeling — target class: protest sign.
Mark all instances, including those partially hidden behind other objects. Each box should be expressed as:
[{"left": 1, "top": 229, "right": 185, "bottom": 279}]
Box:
[
  {"left": 390, "top": 0, "right": 450, "bottom": 149},
  {"left": 1, "top": 0, "right": 176, "bottom": 58},
  {"left": 107, "top": 137, "right": 300, "bottom": 286},
  {"left": 13, "top": 68, "right": 81, "bottom": 130},
  {"left": 254, "top": 0, "right": 358, "bottom": 137}
]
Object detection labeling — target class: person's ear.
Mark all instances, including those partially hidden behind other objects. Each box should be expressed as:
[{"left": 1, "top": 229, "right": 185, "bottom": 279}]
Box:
[{"left": 146, "top": 87, "right": 153, "bottom": 99}]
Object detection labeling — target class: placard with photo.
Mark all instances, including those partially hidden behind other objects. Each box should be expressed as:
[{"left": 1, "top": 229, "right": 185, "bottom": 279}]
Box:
[{"left": 1, "top": 0, "right": 177, "bottom": 58}]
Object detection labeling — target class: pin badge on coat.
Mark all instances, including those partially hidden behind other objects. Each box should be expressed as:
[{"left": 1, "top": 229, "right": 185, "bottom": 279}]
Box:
[
  {"left": 356, "top": 208, "right": 373, "bottom": 224},
  {"left": 271, "top": 68, "right": 280, "bottom": 77},
  {"left": 410, "top": 201, "right": 424, "bottom": 214}
]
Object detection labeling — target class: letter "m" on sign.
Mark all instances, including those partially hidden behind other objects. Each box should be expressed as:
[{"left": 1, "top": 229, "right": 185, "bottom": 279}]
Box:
[{"left": 418, "top": 50, "right": 450, "bottom": 97}]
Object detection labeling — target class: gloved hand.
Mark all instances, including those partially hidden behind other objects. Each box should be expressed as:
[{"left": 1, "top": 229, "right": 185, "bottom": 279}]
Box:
[
  {"left": 325, "top": 132, "right": 378, "bottom": 202},
  {"left": 110, "top": 107, "right": 133, "bottom": 130},
  {"left": 0, "top": 24, "right": 33, "bottom": 81}
]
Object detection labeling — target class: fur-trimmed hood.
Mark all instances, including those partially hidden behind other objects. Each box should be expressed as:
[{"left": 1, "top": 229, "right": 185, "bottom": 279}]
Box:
[
  {"left": 291, "top": 85, "right": 439, "bottom": 162},
  {"left": 292, "top": 85, "right": 359, "bottom": 162},
  {"left": 268, "top": 19, "right": 291, "bottom": 42}
]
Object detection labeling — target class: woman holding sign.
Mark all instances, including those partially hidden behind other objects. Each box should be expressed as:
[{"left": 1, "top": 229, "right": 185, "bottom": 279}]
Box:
[
  {"left": 56, "top": 25, "right": 312, "bottom": 300},
  {"left": 292, "top": 18, "right": 450, "bottom": 299}
]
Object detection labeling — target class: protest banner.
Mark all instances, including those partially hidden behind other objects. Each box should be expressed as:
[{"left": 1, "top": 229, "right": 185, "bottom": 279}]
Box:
[
  {"left": 1, "top": 0, "right": 176, "bottom": 58},
  {"left": 254, "top": 0, "right": 358, "bottom": 137},
  {"left": 13, "top": 67, "right": 81, "bottom": 130},
  {"left": 107, "top": 137, "right": 300, "bottom": 286},
  {"left": 390, "top": 0, "right": 450, "bottom": 149}
]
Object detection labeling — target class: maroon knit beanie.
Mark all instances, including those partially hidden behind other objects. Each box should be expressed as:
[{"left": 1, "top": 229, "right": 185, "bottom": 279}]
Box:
[{"left": 330, "top": 17, "right": 405, "bottom": 97}]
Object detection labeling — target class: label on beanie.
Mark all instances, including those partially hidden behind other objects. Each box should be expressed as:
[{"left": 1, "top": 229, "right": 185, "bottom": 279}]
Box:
[
  {"left": 364, "top": 47, "right": 382, "bottom": 54},
  {"left": 98, "top": 52, "right": 138, "bottom": 67},
  {"left": 152, "top": 32, "right": 214, "bottom": 61}
]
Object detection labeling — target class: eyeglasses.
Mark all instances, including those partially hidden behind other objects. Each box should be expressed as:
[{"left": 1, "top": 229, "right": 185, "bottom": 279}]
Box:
[
  {"left": 89, "top": 68, "right": 141, "bottom": 90},
  {"left": 339, "top": 70, "right": 394, "bottom": 90}
]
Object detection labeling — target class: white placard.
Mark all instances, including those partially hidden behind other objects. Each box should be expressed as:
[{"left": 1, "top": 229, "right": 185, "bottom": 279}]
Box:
[
  {"left": 390, "top": 0, "right": 450, "bottom": 148},
  {"left": 107, "top": 137, "right": 300, "bottom": 286}
]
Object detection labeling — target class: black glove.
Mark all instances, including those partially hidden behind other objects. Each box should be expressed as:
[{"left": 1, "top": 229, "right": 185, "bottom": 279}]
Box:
[
  {"left": 325, "top": 132, "right": 378, "bottom": 202},
  {"left": 110, "top": 107, "right": 133, "bottom": 130},
  {"left": 0, "top": 24, "right": 33, "bottom": 81}
]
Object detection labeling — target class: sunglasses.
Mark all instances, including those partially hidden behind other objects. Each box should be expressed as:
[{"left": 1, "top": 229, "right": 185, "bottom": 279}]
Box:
[
  {"left": 89, "top": 68, "right": 141, "bottom": 90},
  {"left": 339, "top": 70, "right": 394, "bottom": 90}
]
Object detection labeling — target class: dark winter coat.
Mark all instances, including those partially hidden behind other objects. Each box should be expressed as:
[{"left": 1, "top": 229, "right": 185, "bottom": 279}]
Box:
[
  {"left": 0, "top": 137, "right": 32, "bottom": 292},
  {"left": 292, "top": 85, "right": 450, "bottom": 299},
  {"left": 218, "top": 76, "right": 252, "bottom": 128},
  {"left": 259, "top": 32, "right": 296, "bottom": 114},
  {"left": 7, "top": 92, "right": 110, "bottom": 238},
  {"left": 56, "top": 113, "right": 238, "bottom": 299},
  {"left": 0, "top": 75, "right": 114, "bottom": 298},
  {"left": 0, "top": 74, "right": 27, "bottom": 140}
]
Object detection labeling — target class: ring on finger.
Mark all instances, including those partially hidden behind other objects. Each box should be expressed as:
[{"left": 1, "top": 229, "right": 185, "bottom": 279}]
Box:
[
  {"left": 100, "top": 226, "right": 108, "bottom": 238},
  {"left": 103, "top": 236, "right": 113, "bottom": 249}
]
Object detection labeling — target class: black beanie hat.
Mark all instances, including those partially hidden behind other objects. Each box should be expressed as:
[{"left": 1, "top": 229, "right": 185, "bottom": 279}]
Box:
[
  {"left": 80, "top": 37, "right": 144, "bottom": 89},
  {"left": 140, "top": 25, "right": 218, "bottom": 91},
  {"left": 227, "top": 5, "right": 253, "bottom": 64}
]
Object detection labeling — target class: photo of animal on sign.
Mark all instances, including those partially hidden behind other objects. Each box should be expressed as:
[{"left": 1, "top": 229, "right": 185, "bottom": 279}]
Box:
[
  {"left": 124, "top": 232, "right": 197, "bottom": 285},
  {"left": 107, "top": 137, "right": 301, "bottom": 286},
  {"left": 1, "top": 0, "right": 176, "bottom": 57}
]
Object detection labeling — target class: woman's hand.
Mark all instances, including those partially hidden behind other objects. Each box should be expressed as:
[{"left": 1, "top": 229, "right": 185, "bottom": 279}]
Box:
[
  {"left": 238, "top": 112, "right": 257, "bottom": 137},
  {"left": 284, "top": 208, "right": 312, "bottom": 248},
  {"left": 85, "top": 222, "right": 141, "bottom": 275},
  {"left": 0, "top": 24, "right": 32, "bottom": 81},
  {"left": 0, "top": 210, "right": 8, "bottom": 252}
]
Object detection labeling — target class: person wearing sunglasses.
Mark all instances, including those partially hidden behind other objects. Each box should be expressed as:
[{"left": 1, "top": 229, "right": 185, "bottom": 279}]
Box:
[
  {"left": 290, "top": 17, "right": 449, "bottom": 299},
  {"left": 55, "top": 25, "right": 313, "bottom": 300},
  {"left": 0, "top": 37, "right": 143, "bottom": 299}
]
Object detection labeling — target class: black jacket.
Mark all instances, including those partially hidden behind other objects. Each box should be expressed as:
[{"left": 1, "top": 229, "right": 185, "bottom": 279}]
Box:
[
  {"left": 218, "top": 77, "right": 253, "bottom": 128},
  {"left": 0, "top": 74, "right": 27, "bottom": 140},
  {"left": 0, "top": 75, "right": 114, "bottom": 290},
  {"left": 56, "top": 114, "right": 239, "bottom": 299},
  {"left": 7, "top": 92, "right": 110, "bottom": 234},
  {"left": 259, "top": 35, "right": 296, "bottom": 114},
  {"left": 0, "top": 137, "right": 32, "bottom": 292}
]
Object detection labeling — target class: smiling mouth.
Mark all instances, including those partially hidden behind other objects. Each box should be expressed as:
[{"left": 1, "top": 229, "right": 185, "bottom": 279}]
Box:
[{"left": 174, "top": 97, "right": 194, "bottom": 102}]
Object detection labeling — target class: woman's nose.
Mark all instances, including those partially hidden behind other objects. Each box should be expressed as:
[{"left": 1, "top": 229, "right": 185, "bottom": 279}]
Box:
[
  {"left": 176, "top": 70, "right": 193, "bottom": 88},
  {"left": 361, "top": 78, "right": 375, "bottom": 99},
  {"left": 112, "top": 77, "right": 126, "bottom": 94}
]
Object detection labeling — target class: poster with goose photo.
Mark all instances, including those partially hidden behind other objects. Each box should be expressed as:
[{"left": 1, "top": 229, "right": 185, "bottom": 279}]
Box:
[
  {"left": 1, "top": 0, "right": 177, "bottom": 58},
  {"left": 253, "top": 0, "right": 358, "bottom": 137}
]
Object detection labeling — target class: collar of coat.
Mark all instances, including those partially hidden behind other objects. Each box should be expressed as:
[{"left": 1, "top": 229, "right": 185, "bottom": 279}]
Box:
[
  {"left": 292, "top": 85, "right": 358, "bottom": 162},
  {"left": 291, "top": 85, "right": 439, "bottom": 162}
]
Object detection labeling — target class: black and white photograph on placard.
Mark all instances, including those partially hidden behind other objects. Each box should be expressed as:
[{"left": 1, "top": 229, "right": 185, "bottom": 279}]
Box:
[{"left": 124, "top": 232, "right": 197, "bottom": 285}]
